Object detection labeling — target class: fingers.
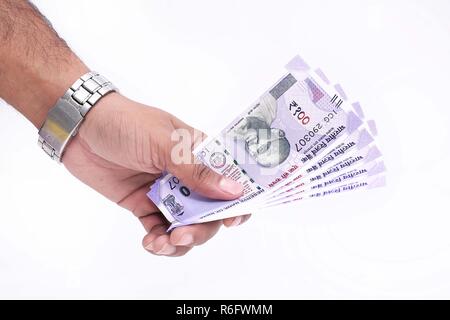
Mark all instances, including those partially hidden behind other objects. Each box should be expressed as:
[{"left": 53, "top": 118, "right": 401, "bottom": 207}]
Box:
[
  {"left": 169, "top": 220, "right": 222, "bottom": 247},
  {"left": 141, "top": 220, "right": 223, "bottom": 257},
  {"left": 142, "top": 224, "right": 193, "bottom": 257},
  {"left": 141, "top": 216, "right": 251, "bottom": 257},
  {"left": 168, "top": 162, "right": 244, "bottom": 200},
  {"left": 139, "top": 116, "right": 247, "bottom": 257},
  {"left": 117, "top": 183, "right": 160, "bottom": 219},
  {"left": 130, "top": 188, "right": 193, "bottom": 256},
  {"left": 139, "top": 213, "right": 165, "bottom": 233},
  {"left": 223, "top": 214, "right": 252, "bottom": 228},
  {"left": 136, "top": 180, "right": 231, "bottom": 257},
  {"left": 167, "top": 116, "right": 244, "bottom": 201}
]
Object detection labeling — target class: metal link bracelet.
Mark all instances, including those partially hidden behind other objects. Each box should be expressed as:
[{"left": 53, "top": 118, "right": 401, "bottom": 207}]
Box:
[{"left": 38, "top": 71, "right": 117, "bottom": 162}]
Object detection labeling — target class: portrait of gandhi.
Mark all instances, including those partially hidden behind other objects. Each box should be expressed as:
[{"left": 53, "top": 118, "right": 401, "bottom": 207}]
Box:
[{"left": 230, "top": 93, "right": 290, "bottom": 168}]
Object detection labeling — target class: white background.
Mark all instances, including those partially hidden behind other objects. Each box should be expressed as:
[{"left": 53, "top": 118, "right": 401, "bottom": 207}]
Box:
[{"left": 0, "top": 0, "right": 449, "bottom": 299}]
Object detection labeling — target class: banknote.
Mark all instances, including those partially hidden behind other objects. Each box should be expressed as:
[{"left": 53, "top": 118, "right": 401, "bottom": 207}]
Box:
[
  {"left": 200, "top": 143, "right": 384, "bottom": 222},
  {"left": 305, "top": 144, "right": 382, "bottom": 184},
  {"left": 199, "top": 161, "right": 387, "bottom": 221},
  {"left": 257, "top": 124, "right": 377, "bottom": 204},
  {"left": 202, "top": 99, "right": 380, "bottom": 218},
  {"left": 148, "top": 56, "right": 364, "bottom": 228},
  {"left": 189, "top": 60, "right": 367, "bottom": 216},
  {"left": 147, "top": 54, "right": 384, "bottom": 229},
  {"left": 252, "top": 58, "right": 381, "bottom": 203},
  {"left": 263, "top": 160, "right": 386, "bottom": 207},
  {"left": 263, "top": 173, "right": 386, "bottom": 209},
  {"left": 199, "top": 128, "right": 381, "bottom": 222}
]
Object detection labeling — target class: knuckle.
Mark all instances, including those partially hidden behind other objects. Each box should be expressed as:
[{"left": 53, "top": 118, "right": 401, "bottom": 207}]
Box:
[
  {"left": 192, "top": 164, "right": 213, "bottom": 183},
  {"left": 142, "top": 240, "right": 156, "bottom": 254},
  {"left": 143, "top": 244, "right": 156, "bottom": 254}
]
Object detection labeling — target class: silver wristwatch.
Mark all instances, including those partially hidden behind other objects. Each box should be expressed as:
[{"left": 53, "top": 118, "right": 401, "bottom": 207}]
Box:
[{"left": 38, "top": 71, "right": 117, "bottom": 162}]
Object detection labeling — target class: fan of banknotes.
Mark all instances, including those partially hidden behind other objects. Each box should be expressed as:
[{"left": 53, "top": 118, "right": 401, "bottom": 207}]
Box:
[{"left": 147, "top": 55, "right": 385, "bottom": 229}]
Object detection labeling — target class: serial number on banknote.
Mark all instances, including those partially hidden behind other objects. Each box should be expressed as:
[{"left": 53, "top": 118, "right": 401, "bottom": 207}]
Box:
[{"left": 292, "top": 106, "right": 339, "bottom": 152}]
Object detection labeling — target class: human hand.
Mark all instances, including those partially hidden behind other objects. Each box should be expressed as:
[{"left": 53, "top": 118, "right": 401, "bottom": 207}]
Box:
[
  {"left": 0, "top": 1, "right": 250, "bottom": 257},
  {"left": 62, "top": 93, "right": 251, "bottom": 257}
]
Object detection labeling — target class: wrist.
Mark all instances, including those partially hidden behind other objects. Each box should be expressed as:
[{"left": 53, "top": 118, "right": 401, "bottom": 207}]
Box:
[
  {"left": 0, "top": 53, "right": 89, "bottom": 128},
  {"left": 37, "top": 70, "right": 118, "bottom": 162},
  {"left": 28, "top": 58, "right": 90, "bottom": 128},
  {"left": 77, "top": 92, "right": 130, "bottom": 143}
]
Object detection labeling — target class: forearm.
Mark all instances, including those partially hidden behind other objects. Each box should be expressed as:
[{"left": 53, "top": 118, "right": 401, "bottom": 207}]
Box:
[{"left": 0, "top": 0, "right": 88, "bottom": 128}]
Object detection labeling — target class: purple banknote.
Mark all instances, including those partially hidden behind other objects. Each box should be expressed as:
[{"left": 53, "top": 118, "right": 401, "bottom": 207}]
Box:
[{"left": 147, "top": 55, "right": 368, "bottom": 229}]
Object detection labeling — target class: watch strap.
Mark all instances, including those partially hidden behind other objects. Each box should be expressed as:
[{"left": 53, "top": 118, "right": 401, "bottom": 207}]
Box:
[{"left": 38, "top": 71, "right": 117, "bottom": 162}]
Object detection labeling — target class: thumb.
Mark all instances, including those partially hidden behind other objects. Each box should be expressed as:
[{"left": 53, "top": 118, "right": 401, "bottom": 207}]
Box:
[{"left": 168, "top": 162, "right": 244, "bottom": 200}]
